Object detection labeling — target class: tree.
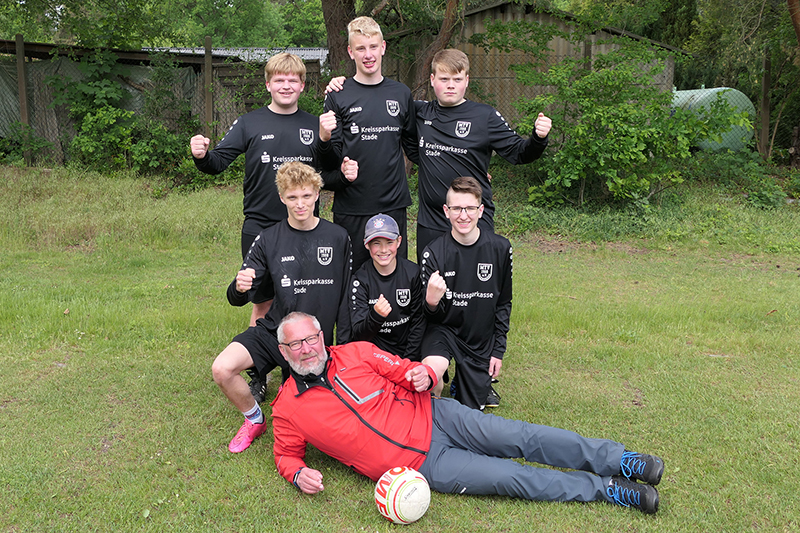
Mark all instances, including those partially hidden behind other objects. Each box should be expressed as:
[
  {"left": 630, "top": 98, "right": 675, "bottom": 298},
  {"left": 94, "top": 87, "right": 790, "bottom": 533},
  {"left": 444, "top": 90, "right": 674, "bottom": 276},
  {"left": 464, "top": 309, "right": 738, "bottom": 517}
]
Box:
[
  {"left": 789, "top": 0, "right": 800, "bottom": 46},
  {"left": 321, "top": 0, "right": 357, "bottom": 76},
  {"left": 282, "top": 0, "right": 327, "bottom": 47}
]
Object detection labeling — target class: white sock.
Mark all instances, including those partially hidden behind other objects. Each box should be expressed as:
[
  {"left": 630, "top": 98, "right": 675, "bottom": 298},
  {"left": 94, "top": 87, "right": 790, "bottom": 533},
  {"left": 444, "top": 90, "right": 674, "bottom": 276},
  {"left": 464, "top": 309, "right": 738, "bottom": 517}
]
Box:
[{"left": 243, "top": 402, "right": 264, "bottom": 425}]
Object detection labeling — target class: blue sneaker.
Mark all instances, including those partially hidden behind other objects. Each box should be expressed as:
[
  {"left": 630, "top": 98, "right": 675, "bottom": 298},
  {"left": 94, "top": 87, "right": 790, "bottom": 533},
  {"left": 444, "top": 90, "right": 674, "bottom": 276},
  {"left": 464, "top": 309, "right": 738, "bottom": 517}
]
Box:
[
  {"left": 607, "top": 476, "right": 659, "bottom": 514},
  {"left": 620, "top": 451, "right": 664, "bottom": 485}
]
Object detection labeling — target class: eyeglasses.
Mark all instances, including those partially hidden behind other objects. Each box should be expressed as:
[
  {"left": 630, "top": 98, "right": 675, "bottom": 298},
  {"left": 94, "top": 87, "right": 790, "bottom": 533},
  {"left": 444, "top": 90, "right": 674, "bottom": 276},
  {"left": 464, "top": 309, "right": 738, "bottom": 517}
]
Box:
[
  {"left": 280, "top": 331, "right": 322, "bottom": 351},
  {"left": 446, "top": 205, "right": 481, "bottom": 216}
]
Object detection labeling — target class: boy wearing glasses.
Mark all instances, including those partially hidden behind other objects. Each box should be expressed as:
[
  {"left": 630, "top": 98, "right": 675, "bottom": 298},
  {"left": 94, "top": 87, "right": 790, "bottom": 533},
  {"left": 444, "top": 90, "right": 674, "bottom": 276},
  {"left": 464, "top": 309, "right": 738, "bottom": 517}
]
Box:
[
  {"left": 211, "top": 161, "right": 352, "bottom": 454},
  {"left": 419, "top": 177, "right": 513, "bottom": 411}
]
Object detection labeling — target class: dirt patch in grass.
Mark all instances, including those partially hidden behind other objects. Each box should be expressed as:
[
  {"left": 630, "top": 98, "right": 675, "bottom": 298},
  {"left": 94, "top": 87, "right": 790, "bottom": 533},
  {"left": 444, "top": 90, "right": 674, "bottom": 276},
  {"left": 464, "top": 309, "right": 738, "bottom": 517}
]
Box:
[{"left": 518, "top": 234, "right": 650, "bottom": 255}]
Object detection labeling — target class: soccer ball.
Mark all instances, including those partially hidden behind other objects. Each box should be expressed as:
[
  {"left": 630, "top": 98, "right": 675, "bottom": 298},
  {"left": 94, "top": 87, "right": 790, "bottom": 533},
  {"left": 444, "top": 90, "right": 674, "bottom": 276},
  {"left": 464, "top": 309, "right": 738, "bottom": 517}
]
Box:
[{"left": 374, "top": 466, "right": 431, "bottom": 524}]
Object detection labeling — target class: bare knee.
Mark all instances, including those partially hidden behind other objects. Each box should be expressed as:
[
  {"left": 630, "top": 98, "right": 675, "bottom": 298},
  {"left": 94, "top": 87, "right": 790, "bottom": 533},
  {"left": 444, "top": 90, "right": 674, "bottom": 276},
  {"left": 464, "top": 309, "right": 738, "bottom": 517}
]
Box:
[{"left": 212, "top": 343, "right": 252, "bottom": 386}]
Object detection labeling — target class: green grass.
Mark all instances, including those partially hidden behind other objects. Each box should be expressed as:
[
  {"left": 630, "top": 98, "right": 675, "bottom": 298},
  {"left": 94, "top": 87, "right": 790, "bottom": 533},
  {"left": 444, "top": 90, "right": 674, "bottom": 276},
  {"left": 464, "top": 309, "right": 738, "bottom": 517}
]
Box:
[{"left": 1, "top": 165, "right": 799, "bottom": 531}]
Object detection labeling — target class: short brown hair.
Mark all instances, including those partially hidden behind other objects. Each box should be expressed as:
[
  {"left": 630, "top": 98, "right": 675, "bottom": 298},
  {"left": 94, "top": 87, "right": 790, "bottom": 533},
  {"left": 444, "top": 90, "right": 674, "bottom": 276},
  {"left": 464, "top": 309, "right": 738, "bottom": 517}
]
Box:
[
  {"left": 275, "top": 161, "right": 323, "bottom": 197},
  {"left": 431, "top": 49, "right": 470, "bottom": 76},
  {"left": 264, "top": 52, "right": 307, "bottom": 84},
  {"left": 347, "top": 16, "right": 383, "bottom": 45},
  {"left": 447, "top": 176, "right": 483, "bottom": 204}
]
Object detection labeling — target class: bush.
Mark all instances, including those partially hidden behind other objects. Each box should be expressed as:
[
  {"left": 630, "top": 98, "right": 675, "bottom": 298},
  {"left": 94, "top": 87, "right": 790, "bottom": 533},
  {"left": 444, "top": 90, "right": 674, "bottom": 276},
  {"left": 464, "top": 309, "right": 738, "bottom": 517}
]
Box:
[
  {"left": 471, "top": 14, "right": 750, "bottom": 209},
  {"left": 0, "top": 122, "right": 54, "bottom": 165}
]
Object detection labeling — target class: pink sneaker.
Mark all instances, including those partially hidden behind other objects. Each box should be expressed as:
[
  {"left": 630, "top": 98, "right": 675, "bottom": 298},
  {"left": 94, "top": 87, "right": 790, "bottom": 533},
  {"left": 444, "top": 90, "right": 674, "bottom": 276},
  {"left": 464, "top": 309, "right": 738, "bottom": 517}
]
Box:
[{"left": 228, "top": 419, "right": 267, "bottom": 453}]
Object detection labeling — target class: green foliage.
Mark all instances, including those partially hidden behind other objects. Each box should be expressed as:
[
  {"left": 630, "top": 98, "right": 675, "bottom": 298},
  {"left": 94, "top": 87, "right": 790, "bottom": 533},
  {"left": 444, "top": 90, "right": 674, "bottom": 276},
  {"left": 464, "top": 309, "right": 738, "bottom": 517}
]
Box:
[
  {"left": 47, "top": 49, "right": 131, "bottom": 124},
  {"left": 472, "top": 17, "right": 749, "bottom": 208},
  {"left": 168, "top": 0, "right": 287, "bottom": 47},
  {"left": 0, "top": 122, "right": 54, "bottom": 165},
  {"left": 683, "top": 150, "right": 786, "bottom": 209},
  {"left": 69, "top": 106, "right": 135, "bottom": 170},
  {"left": 282, "top": 0, "right": 327, "bottom": 47}
]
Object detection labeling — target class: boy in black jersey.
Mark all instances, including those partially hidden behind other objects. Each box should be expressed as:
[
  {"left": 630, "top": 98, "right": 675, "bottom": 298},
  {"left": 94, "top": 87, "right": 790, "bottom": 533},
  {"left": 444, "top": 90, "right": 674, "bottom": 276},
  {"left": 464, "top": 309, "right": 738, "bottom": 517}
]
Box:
[
  {"left": 350, "top": 214, "right": 425, "bottom": 360},
  {"left": 211, "top": 161, "right": 352, "bottom": 454},
  {"left": 420, "top": 177, "right": 513, "bottom": 411},
  {"left": 319, "top": 16, "right": 417, "bottom": 270},
  {"left": 191, "top": 53, "right": 354, "bottom": 325},
  {"left": 414, "top": 49, "right": 552, "bottom": 258}
]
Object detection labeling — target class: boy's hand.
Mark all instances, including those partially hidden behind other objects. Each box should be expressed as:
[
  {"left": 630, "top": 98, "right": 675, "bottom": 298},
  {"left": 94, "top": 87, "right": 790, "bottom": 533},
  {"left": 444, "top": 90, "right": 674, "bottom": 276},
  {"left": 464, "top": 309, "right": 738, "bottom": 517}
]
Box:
[
  {"left": 534, "top": 113, "right": 552, "bottom": 138},
  {"left": 426, "top": 270, "right": 447, "bottom": 308},
  {"left": 373, "top": 294, "right": 392, "bottom": 317},
  {"left": 319, "top": 110, "right": 337, "bottom": 142},
  {"left": 235, "top": 268, "right": 256, "bottom": 293},
  {"left": 341, "top": 157, "right": 358, "bottom": 182},
  {"left": 190, "top": 134, "right": 210, "bottom": 158},
  {"left": 325, "top": 76, "right": 347, "bottom": 94}
]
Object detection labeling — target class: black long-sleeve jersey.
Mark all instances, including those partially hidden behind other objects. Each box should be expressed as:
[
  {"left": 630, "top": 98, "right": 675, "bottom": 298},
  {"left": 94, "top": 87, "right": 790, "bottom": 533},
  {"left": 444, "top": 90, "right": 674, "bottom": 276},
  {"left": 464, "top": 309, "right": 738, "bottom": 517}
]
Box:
[
  {"left": 419, "top": 230, "right": 513, "bottom": 362},
  {"left": 320, "top": 78, "right": 417, "bottom": 215},
  {"left": 413, "top": 99, "right": 548, "bottom": 232},
  {"left": 350, "top": 258, "right": 425, "bottom": 360},
  {"left": 226, "top": 219, "right": 352, "bottom": 344},
  {"left": 193, "top": 107, "right": 338, "bottom": 235}
]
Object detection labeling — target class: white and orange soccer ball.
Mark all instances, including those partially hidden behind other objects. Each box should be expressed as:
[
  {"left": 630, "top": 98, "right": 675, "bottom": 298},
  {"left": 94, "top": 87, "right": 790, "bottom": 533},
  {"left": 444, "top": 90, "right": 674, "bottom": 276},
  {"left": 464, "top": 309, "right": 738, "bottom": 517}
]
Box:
[{"left": 374, "top": 466, "right": 431, "bottom": 524}]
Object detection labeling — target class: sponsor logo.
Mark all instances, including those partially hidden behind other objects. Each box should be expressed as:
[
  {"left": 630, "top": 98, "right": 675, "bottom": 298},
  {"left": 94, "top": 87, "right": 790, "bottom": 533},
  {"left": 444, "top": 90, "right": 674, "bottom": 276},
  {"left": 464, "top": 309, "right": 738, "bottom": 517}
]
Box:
[
  {"left": 386, "top": 100, "right": 400, "bottom": 116},
  {"left": 455, "top": 120, "right": 471, "bottom": 138},
  {"left": 396, "top": 288, "right": 410, "bottom": 307},
  {"left": 281, "top": 275, "right": 291, "bottom": 287},
  {"left": 477, "top": 263, "right": 493, "bottom": 282},
  {"left": 349, "top": 106, "right": 363, "bottom": 113},
  {"left": 281, "top": 255, "right": 295, "bottom": 262},
  {"left": 261, "top": 152, "right": 270, "bottom": 163},
  {"left": 418, "top": 136, "right": 425, "bottom": 148},
  {"left": 350, "top": 123, "right": 360, "bottom": 135},
  {"left": 299, "top": 129, "right": 314, "bottom": 145},
  {"left": 444, "top": 271, "right": 455, "bottom": 277},
  {"left": 261, "top": 134, "right": 275, "bottom": 140},
  {"left": 317, "top": 246, "right": 333, "bottom": 266},
  {"left": 424, "top": 120, "right": 432, "bottom": 125}
]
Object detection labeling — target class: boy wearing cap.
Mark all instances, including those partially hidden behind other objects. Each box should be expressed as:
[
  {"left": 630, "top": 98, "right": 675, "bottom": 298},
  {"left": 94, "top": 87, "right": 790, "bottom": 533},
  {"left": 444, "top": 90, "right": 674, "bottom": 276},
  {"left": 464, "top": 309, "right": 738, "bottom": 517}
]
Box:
[{"left": 350, "top": 214, "right": 425, "bottom": 360}]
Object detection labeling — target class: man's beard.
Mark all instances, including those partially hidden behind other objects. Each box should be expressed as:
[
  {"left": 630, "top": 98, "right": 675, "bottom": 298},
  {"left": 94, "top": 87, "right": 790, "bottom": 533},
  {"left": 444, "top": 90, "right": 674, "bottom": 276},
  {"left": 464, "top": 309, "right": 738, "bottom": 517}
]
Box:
[{"left": 288, "top": 351, "right": 327, "bottom": 376}]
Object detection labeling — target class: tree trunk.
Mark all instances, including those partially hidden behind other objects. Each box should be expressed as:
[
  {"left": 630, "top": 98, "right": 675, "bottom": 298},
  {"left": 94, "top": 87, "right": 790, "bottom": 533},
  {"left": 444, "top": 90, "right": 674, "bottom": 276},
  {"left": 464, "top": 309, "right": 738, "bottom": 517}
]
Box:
[
  {"left": 789, "top": 0, "right": 800, "bottom": 48},
  {"left": 322, "top": 0, "right": 357, "bottom": 77},
  {"left": 410, "top": 0, "right": 462, "bottom": 100}
]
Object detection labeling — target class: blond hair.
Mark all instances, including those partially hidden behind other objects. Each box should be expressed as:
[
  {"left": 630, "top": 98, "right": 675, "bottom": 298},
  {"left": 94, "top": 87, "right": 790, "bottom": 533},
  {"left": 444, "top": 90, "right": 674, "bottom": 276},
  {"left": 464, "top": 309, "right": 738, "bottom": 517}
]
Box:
[
  {"left": 347, "top": 16, "right": 383, "bottom": 45},
  {"left": 275, "top": 161, "right": 323, "bottom": 196},
  {"left": 264, "top": 52, "right": 307, "bottom": 83},
  {"left": 431, "top": 49, "right": 470, "bottom": 76}
]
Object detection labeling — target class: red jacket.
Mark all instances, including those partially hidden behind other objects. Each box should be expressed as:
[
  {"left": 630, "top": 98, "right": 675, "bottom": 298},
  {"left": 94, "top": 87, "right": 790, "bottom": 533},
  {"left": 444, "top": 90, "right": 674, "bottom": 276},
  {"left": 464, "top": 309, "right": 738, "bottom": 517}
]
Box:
[{"left": 272, "top": 342, "right": 438, "bottom": 484}]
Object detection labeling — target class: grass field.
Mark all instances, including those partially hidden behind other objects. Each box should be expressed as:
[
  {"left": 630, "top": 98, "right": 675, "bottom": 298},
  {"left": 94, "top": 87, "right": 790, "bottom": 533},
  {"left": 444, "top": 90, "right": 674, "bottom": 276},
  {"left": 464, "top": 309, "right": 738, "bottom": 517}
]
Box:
[{"left": 1, "top": 165, "right": 799, "bottom": 532}]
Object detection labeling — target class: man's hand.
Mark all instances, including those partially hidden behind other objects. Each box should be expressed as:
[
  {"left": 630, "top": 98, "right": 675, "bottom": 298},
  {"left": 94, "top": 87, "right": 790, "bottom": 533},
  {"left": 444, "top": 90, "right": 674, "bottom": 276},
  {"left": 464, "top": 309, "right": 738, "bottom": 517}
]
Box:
[
  {"left": 325, "top": 76, "right": 347, "bottom": 94},
  {"left": 235, "top": 268, "right": 256, "bottom": 293},
  {"left": 425, "top": 270, "right": 447, "bottom": 309},
  {"left": 341, "top": 157, "right": 358, "bottom": 182},
  {"left": 295, "top": 468, "right": 324, "bottom": 494},
  {"left": 319, "top": 110, "right": 337, "bottom": 142},
  {"left": 406, "top": 365, "right": 431, "bottom": 392},
  {"left": 374, "top": 294, "right": 392, "bottom": 318},
  {"left": 534, "top": 113, "right": 552, "bottom": 139},
  {"left": 190, "top": 134, "right": 210, "bottom": 158},
  {"left": 489, "top": 357, "right": 503, "bottom": 379}
]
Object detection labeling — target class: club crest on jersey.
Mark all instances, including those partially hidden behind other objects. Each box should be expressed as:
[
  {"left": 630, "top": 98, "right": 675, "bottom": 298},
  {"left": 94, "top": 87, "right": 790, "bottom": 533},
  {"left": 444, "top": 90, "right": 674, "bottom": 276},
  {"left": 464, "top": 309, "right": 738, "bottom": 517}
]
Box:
[
  {"left": 299, "top": 129, "right": 314, "bottom": 145},
  {"left": 396, "top": 288, "right": 410, "bottom": 307},
  {"left": 317, "top": 246, "right": 333, "bottom": 266},
  {"left": 455, "top": 121, "right": 472, "bottom": 138},
  {"left": 386, "top": 100, "right": 400, "bottom": 116},
  {"left": 477, "top": 263, "right": 493, "bottom": 281}
]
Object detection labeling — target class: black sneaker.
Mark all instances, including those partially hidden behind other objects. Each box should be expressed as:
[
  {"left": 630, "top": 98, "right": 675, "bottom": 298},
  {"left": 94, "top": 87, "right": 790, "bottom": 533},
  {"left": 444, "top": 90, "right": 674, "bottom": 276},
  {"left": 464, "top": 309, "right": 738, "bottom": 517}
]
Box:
[
  {"left": 246, "top": 368, "right": 266, "bottom": 404},
  {"left": 485, "top": 386, "right": 501, "bottom": 408},
  {"left": 620, "top": 451, "right": 664, "bottom": 486},
  {"left": 607, "top": 476, "right": 659, "bottom": 514}
]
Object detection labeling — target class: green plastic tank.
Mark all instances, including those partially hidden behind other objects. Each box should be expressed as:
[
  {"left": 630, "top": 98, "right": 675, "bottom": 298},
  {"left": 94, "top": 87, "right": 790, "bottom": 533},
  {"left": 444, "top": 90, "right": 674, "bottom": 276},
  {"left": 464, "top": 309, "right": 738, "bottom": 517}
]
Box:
[{"left": 672, "top": 87, "right": 755, "bottom": 151}]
